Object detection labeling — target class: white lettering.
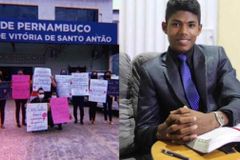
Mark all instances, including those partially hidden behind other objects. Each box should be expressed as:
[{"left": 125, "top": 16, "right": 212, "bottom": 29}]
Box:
[
  {"left": 0, "top": 21, "right": 14, "bottom": 30},
  {"left": 15, "top": 22, "right": 91, "bottom": 33},
  {"left": 45, "top": 35, "right": 55, "bottom": 41},
  {"left": 0, "top": 33, "right": 6, "bottom": 39}
]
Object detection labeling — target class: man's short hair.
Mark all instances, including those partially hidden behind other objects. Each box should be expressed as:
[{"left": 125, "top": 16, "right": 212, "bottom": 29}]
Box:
[{"left": 165, "top": 0, "right": 201, "bottom": 24}]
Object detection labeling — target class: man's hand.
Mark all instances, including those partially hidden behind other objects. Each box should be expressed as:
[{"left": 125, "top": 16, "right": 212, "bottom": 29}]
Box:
[
  {"left": 157, "top": 107, "right": 198, "bottom": 144},
  {"left": 156, "top": 106, "right": 223, "bottom": 144}
]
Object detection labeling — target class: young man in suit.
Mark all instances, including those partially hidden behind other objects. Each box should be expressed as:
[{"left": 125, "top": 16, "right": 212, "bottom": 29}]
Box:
[{"left": 135, "top": 0, "right": 240, "bottom": 155}]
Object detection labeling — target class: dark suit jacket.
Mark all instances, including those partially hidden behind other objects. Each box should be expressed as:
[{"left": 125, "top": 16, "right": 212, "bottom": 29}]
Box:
[{"left": 135, "top": 45, "right": 240, "bottom": 153}]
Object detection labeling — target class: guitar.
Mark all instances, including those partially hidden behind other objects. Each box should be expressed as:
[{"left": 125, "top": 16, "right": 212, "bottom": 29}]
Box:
[{"left": 151, "top": 141, "right": 240, "bottom": 160}]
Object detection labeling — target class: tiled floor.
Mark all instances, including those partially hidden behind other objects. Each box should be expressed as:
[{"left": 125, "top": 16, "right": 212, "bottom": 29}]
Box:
[{"left": 0, "top": 100, "right": 119, "bottom": 160}]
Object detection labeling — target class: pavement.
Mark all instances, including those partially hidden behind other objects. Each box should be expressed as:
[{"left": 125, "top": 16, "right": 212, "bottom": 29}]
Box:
[{"left": 0, "top": 100, "right": 119, "bottom": 160}]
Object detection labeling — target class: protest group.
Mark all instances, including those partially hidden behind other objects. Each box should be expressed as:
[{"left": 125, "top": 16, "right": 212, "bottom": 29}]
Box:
[{"left": 0, "top": 67, "right": 119, "bottom": 132}]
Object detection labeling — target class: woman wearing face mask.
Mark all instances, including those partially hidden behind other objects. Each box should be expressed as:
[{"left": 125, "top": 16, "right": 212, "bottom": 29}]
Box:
[
  {"left": 103, "top": 71, "right": 113, "bottom": 125},
  {"left": 31, "top": 88, "right": 61, "bottom": 130},
  {"left": 0, "top": 70, "right": 7, "bottom": 129},
  {"left": 89, "top": 71, "right": 98, "bottom": 124}
]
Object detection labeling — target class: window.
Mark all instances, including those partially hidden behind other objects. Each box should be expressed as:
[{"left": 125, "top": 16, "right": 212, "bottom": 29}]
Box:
[
  {"left": 0, "top": 4, "right": 38, "bottom": 20},
  {"left": 55, "top": 7, "right": 98, "bottom": 22}
]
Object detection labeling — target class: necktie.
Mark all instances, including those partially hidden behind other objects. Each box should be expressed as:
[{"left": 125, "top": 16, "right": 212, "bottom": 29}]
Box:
[{"left": 178, "top": 54, "right": 200, "bottom": 110}]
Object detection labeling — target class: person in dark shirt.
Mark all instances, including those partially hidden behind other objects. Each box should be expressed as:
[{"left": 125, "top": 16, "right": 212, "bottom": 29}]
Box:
[
  {"left": 0, "top": 70, "right": 7, "bottom": 129},
  {"left": 89, "top": 71, "right": 98, "bottom": 124},
  {"left": 103, "top": 71, "right": 113, "bottom": 125},
  {"left": 72, "top": 69, "right": 85, "bottom": 124},
  {"left": 14, "top": 69, "right": 28, "bottom": 128},
  {"left": 31, "top": 87, "right": 62, "bottom": 130},
  {"left": 135, "top": 0, "right": 240, "bottom": 156}
]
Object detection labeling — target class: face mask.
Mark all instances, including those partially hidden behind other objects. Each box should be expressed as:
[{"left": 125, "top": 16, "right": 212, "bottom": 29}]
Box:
[{"left": 38, "top": 94, "right": 44, "bottom": 99}]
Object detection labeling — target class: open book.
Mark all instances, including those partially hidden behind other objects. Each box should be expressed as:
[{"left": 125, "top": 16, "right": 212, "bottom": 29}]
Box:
[{"left": 186, "top": 124, "right": 240, "bottom": 153}]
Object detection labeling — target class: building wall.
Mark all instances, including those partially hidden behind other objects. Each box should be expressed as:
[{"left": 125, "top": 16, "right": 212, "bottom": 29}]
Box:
[
  {"left": 0, "top": 0, "right": 113, "bottom": 22},
  {"left": 0, "top": 43, "right": 109, "bottom": 75},
  {"left": 218, "top": 0, "right": 240, "bottom": 79},
  {"left": 0, "top": 0, "right": 114, "bottom": 75}
]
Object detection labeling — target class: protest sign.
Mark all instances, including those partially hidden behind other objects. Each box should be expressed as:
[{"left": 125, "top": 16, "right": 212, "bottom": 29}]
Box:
[
  {"left": 26, "top": 103, "right": 48, "bottom": 132},
  {"left": 89, "top": 79, "right": 108, "bottom": 103},
  {"left": 50, "top": 97, "right": 70, "bottom": 124},
  {"left": 71, "top": 73, "right": 89, "bottom": 96}
]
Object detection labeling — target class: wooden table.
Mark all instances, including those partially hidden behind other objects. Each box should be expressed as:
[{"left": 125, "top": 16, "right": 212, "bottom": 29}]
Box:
[{"left": 151, "top": 141, "right": 240, "bottom": 160}]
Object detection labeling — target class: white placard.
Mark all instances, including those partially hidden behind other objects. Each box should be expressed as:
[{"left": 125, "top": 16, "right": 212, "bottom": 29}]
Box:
[
  {"left": 34, "top": 67, "right": 51, "bottom": 76},
  {"left": 89, "top": 79, "right": 108, "bottom": 103},
  {"left": 26, "top": 103, "right": 48, "bottom": 132},
  {"left": 55, "top": 75, "right": 72, "bottom": 97},
  {"left": 71, "top": 73, "right": 89, "bottom": 96},
  {"left": 33, "top": 67, "right": 52, "bottom": 91}
]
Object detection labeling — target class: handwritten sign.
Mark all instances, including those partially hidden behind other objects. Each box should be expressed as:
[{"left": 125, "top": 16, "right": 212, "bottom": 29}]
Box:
[
  {"left": 26, "top": 103, "right": 48, "bottom": 132},
  {"left": 50, "top": 97, "right": 70, "bottom": 124},
  {"left": 89, "top": 79, "right": 108, "bottom": 103},
  {"left": 55, "top": 75, "right": 71, "bottom": 97},
  {"left": 71, "top": 73, "right": 89, "bottom": 96},
  {"left": 12, "top": 75, "right": 30, "bottom": 99},
  {"left": 33, "top": 67, "right": 51, "bottom": 91},
  {"left": 107, "top": 79, "right": 119, "bottom": 96},
  {"left": 0, "top": 81, "right": 11, "bottom": 99}
]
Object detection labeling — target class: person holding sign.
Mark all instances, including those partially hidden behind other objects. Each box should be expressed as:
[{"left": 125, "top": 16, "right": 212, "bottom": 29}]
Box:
[
  {"left": 31, "top": 88, "right": 62, "bottom": 130},
  {"left": 89, "top": 71, "right": 98, "bottom": 124},
  {"left": 14, "top": 69, "right": 29, "bottom": 128},
  {"left": 72, "top": 69, "right": 86, "bottom": 125},
  {"left": 103, "top": 71, "right": 113, "bottom": 125},
  {"left": 0, "top": 70, "right": 7, "bottom": 129}
]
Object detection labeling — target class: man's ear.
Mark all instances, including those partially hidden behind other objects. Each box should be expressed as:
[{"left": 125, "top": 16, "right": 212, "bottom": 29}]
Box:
[
  {"left": 162, "top": 22, "right": 167, "bottom": 34},
  {"left": 197, "top": 24, "right": 202, "bottom": 36}
]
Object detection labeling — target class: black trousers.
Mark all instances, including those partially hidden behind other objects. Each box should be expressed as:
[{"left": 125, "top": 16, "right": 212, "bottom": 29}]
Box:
[
  {"left": 48, "top": 110, "right": 62, "bottom": 129},
  {"left": 72, "top": 96, "right": 84, "bottom": 122},
  {"left": 0, "top": 99, "right": 6, "bottom": 125},
  {"left": 103, "top": 95, "right": 113, "bottom": 122},
  {"left": 15, "top": 99, "right": 27, "bottom": 124},
  {"left": 89, "top": 102, "right": 97, "bottom": 121}
]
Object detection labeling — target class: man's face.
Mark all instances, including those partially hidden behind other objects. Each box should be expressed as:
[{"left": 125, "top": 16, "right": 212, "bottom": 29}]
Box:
[{"left": 162, "top": 11, "right": 202, "bottom": 53}]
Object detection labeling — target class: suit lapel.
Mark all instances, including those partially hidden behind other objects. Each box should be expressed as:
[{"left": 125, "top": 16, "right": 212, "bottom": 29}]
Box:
[
  {"left": 162, "top": 52, "right": 189, "bottom": 106},
  {"left": 193, "top": 45, "right": 207, "bottom": 111}
]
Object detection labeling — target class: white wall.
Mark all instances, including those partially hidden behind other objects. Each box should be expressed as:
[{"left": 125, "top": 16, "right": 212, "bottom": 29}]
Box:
[
  {"left": 0, "top": 0, "right": 113, "bottom": 22},
  {"left": 119, "top": 0, "right": 217, "bottom": 59}
]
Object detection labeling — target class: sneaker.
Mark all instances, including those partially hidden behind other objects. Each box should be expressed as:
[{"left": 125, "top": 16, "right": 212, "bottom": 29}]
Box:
[
  {"left": 0, "top": 124, "right": 5, "bottom": 129},
  {"left": 22, "top": 122, "right": 26, "bottom": 126},
  {"left": 74, "top": 120, "right": 78, "bottom": 124},
  {"left": 17, "top": 124, "right": 21, "bottom": 128},
  {"left": 109, "top": 121, "right": 113, "bottom": 125},
  {"left": 80, "top": 121, "right": 84, "bottom": 125},
  {"left": 104, "top": 120, "right": 108, "bottom": 124}
]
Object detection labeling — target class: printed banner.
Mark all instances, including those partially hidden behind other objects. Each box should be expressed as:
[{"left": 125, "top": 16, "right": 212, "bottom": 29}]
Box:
[
  {"left": 0, "top": 19, "right": 117, "bottom": 45},
  {"left": 89, "top": 79, "right": 108, "bottom": 103},
  {"left": 107, "top": 79, "right": 119, "bottom": 96},
  {"left": 50, "top": 97, "right": 70, "bottom": 124},
  {"left": 71, "top": 73, "right": 89, "bottom": 96},
  {"left": 26, "top": 103, "right": 48, "bottom": 132},
  {"left": 12, "top": 75, "right": 30, "bottom": 99},
  {"left": 55, "top": 75, "right": 71, "bottom": 97},
  {"left": 33, "top": 67, "right": 51, "bottom": 91}
]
